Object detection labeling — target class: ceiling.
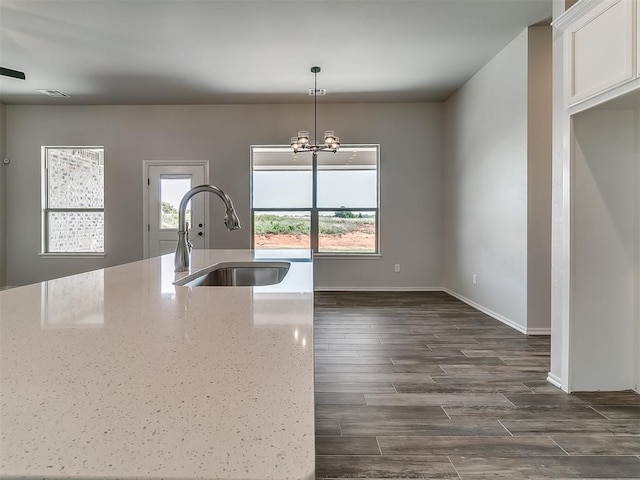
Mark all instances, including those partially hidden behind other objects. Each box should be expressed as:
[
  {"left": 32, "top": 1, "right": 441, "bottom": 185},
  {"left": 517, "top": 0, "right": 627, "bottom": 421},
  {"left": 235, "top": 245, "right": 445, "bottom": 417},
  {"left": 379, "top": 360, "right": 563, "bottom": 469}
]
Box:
[{"left": 0, "top": 0, "right": 552, "bottom": 105}]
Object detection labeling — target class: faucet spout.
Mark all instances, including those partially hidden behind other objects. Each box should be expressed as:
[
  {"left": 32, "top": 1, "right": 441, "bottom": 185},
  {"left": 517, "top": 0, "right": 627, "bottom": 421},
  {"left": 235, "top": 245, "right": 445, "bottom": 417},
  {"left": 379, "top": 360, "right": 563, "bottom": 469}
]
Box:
[{"left": 174, "top": 184, "right": 241, "bottom": 272}]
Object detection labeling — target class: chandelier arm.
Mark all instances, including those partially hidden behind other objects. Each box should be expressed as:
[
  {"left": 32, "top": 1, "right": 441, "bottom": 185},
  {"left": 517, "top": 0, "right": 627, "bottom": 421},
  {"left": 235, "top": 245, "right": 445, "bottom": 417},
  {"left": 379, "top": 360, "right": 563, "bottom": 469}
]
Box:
[{"left": 295, "top": 145, "right": 337, "bottom": 154}]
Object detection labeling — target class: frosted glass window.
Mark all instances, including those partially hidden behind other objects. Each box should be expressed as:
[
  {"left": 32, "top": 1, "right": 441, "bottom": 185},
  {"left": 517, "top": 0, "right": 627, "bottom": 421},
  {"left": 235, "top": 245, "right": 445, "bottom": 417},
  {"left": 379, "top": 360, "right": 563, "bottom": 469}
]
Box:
[
  {"left": 47, "top": 211, "right": 104, "bottom": 253},
  {"left": 47, "top": 148, "right": 104, "bottom": 208},
  {"left": 253, "top": 171, "right": 312, "bottom": 208},
  {"left": 43, "top": 147, "right": 105, "bottom": 254},
  {"left": 317, "top": 170, "right": 377, "bottom": 208},
  {"left": 317, "top": 148, "right": 377, "bottom": 208}
]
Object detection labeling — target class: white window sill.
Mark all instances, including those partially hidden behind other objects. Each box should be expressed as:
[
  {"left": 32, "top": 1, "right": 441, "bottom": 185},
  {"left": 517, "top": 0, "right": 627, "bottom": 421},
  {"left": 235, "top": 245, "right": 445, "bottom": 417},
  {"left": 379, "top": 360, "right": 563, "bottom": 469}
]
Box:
[
  {"left": 314, "top": 253, "right": 382, "bottom": 260},
  {"left": 40, "top": 253, "right": 105, "bottom": 259}
]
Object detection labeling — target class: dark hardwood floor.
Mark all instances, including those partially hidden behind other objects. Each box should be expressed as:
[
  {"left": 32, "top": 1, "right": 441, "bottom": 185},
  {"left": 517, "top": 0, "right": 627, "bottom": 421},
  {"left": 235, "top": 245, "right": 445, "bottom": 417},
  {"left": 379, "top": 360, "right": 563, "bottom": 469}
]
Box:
[{"left": 313, "top": 291, "right": 640, "bottom": 479}]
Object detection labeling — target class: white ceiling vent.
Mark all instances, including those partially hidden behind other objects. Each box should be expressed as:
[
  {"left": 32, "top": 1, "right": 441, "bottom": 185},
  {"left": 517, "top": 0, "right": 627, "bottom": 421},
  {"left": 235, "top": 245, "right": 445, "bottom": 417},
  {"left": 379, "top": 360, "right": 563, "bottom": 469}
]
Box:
[
  {"left": 38, "top": 89, "right": 70, "bottom": 97},
  {"left": 308, "top": 88, "right": 326, "bottom": 96}
]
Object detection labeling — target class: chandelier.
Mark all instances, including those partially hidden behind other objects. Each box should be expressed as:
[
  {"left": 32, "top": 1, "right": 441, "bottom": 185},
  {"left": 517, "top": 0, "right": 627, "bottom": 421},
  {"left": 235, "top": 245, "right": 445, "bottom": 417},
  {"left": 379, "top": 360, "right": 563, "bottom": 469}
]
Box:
[{"left": 290, "top": 66, "right": 340, "bottom": 154}]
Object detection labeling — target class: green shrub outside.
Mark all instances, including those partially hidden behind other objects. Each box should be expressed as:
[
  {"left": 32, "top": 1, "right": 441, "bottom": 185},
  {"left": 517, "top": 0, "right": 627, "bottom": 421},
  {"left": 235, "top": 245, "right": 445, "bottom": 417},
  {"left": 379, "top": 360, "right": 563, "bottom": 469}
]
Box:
[
  {"left": 254, "top": 214, "right": 373, "bottom": 236},
  {"left": 254, "top": 214, "right": 310, "bottom": 235}
]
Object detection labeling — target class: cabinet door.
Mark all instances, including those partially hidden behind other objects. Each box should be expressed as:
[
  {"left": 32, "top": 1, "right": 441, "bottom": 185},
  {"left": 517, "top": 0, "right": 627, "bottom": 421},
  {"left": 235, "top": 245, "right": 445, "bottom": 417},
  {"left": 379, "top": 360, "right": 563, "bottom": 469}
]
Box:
[{"left": 570, "top": 0, "right": 635, "bottom": 103}]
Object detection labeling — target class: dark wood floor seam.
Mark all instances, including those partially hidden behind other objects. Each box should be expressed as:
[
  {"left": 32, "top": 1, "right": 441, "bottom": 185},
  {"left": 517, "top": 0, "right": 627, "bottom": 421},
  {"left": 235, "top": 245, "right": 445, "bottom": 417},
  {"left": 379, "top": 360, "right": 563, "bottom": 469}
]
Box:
[
  {"left": 548, "top": 435, "right": 572, "bottom": 456},
  {"left": 497, "top": 419, "right": 514, "bottom": 437},
  {"left": 314, "top": 291, "right": 640, "bottom": 479}
]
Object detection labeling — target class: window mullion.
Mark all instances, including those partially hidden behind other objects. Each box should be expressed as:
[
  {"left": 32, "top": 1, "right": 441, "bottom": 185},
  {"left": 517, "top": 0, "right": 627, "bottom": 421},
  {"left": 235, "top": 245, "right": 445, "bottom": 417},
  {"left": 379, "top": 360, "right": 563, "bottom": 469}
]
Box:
[
  {"left": 253, "top": 208, "right": 310, "bottom": 212},
  {"left": 375, "top": 209, "right": 380, "bottom": 255},
  {"left": 46, "top": 208, "right": 104, "bottom": 213},
  {"left": 43, "top": 149, "right": 49, "bottom": 253}
]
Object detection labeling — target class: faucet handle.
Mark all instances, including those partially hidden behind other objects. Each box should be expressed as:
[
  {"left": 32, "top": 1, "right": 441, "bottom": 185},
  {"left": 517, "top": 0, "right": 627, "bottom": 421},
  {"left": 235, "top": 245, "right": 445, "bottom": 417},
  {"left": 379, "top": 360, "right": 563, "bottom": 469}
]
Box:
[{"left": 185, "top": 222, "right": 193, "bottom": 252}]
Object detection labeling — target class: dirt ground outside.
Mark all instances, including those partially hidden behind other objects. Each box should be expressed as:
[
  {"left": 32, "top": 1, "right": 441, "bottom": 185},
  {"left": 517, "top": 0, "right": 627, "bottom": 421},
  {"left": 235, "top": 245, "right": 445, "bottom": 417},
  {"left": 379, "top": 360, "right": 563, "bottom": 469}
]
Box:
[{"left": 255, "top": 231, "right": 375, "bottom": 252}]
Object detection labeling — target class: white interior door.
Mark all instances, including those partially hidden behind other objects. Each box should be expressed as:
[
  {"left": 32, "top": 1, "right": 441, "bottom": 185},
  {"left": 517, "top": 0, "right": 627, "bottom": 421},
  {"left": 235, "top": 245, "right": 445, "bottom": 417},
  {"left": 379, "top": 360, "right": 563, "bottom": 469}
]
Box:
[{"left": 147, "top": 164, "right": 207, "bottom": 257}]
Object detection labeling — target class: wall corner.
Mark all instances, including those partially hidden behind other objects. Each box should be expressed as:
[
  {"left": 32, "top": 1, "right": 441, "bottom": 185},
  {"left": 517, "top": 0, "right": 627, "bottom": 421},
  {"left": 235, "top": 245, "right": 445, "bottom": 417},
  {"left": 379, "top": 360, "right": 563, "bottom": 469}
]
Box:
[
  {"left": 526, "top": 25, "right": 553, "bottom": 332},
  {"left": 0, "top": 103, "right": 6, "bottom": 287}
]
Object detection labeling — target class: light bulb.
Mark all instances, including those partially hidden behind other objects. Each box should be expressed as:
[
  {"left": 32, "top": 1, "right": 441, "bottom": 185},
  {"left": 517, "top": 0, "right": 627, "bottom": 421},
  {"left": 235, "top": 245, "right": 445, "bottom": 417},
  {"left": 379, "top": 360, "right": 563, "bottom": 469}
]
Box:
[
  {"left": 324, "top": 130, "right": 336, "bottom": 146},
  {"left": 298, "top": 131, "right": 310, "bottom": 145}
]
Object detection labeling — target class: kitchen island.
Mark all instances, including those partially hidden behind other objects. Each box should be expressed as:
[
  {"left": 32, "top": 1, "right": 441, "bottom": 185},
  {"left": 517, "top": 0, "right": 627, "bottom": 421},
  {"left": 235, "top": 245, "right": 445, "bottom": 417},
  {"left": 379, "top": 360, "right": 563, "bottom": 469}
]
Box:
[{"left": 0, "top": 249, "right": 314, "bottom": 480}]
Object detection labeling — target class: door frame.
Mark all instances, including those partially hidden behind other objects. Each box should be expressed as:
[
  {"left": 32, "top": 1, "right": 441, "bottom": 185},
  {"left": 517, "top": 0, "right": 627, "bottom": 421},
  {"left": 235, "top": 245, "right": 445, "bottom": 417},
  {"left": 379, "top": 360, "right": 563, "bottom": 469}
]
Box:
[{"left": 142, "top": 160, "right": 210, "bottom": 259}]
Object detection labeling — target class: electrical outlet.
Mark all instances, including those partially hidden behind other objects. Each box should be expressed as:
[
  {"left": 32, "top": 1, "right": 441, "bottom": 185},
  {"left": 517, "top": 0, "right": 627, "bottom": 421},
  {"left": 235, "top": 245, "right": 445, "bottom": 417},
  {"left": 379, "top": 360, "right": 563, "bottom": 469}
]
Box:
[
  {"left": 472, "top": 274, "right": 477, "bottom": 285},
  {"left": 394, "top": 264, "right": 400, "bottom": 273}
]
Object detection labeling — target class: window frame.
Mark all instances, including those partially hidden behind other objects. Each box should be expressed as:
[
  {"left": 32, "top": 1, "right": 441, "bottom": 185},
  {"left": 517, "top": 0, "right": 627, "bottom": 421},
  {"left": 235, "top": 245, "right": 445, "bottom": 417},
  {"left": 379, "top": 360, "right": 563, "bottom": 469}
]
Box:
[
  {"left": 251, "top": 144, "right": 380, "bottom": 256},
  {"left": 41, "top": 146, "right": 105, "bottom": 257}
]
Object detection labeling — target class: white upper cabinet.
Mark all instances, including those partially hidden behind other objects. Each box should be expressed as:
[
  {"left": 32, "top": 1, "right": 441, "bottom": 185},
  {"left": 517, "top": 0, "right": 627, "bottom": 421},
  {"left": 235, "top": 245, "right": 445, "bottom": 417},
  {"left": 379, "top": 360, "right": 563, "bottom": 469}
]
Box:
[{"left": 559, "top": 0, "right": 637, "bottom": 105}]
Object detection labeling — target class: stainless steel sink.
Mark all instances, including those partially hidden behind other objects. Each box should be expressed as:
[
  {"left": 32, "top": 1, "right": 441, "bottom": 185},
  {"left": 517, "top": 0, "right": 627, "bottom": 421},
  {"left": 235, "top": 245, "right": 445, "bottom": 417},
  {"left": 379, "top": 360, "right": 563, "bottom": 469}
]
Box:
[{"left": 174, "top": 261, "right": 291, "bottom": 287}]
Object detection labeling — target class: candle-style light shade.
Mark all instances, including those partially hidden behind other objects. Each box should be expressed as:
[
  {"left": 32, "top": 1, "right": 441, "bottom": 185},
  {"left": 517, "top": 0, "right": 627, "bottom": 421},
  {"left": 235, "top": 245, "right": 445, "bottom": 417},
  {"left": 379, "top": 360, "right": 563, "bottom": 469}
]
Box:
[
  {"left": 324, "top": 131, "right": 336, "bottom": 144},
  {"left": 298, "top": 131, "right": 310, "bottom": 145}
]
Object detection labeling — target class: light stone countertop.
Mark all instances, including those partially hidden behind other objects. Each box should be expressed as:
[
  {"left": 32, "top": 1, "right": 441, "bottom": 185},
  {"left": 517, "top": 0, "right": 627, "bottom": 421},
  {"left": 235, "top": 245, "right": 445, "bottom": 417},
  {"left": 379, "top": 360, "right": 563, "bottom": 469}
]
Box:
[{"left": 0, "top": 249, "right": 315, "bottom": 480}]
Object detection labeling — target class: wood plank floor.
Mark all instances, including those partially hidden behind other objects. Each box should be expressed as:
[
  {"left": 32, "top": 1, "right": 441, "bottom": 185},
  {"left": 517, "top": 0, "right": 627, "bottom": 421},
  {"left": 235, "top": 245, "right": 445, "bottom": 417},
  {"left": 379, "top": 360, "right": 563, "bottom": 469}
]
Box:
[{"left": 314, "top": 291, "right": 640, "bottom": 480}]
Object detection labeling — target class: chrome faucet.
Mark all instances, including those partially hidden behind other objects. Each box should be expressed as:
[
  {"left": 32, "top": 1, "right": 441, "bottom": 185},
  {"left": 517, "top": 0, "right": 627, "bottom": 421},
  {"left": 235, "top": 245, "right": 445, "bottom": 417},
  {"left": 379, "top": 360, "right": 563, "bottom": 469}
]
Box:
[{"left": 174, "top": 184, "right": 241, "bottom": 272}]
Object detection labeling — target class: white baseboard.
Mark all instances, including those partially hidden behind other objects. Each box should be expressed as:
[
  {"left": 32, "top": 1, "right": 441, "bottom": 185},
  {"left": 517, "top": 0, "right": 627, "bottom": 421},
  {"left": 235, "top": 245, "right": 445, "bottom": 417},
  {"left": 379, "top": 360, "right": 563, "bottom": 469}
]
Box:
[
  {"left": 546, "top": 372, "right": 563, "bottom": 389},
  {"left": 314, "top": 286, "right": 445, "bottom": 292},
  {"left": 442, "top": 288, "right": 528, "bottom": 335},
  {"left": 443, "top": 288, "right": 551, "bottom": 336},
  {"left": 526, "top": 327, "right": 552, "bottom": 335},
  {"left": 315, "top": 287, "right": 551, "bottom": 337}
]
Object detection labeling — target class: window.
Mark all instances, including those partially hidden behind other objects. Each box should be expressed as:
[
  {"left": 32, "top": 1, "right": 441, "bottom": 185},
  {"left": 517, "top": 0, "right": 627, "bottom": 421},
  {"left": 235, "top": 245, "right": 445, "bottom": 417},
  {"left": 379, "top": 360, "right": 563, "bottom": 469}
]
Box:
[
  {"left": 251, "top": 145, "right": 379, "bottom": 254},
  {"left": 42, "top": 147, "right": 104, "bottom": 254},
  {"left": 160, "top": 176, "right": 192, "bottom": 230}
]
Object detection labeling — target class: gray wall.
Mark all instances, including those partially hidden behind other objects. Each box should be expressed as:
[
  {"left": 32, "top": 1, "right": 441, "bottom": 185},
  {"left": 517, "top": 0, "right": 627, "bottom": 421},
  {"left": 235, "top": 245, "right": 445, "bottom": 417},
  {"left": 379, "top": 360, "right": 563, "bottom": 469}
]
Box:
[
  {"left": 0, "top": 103, "right": 5, "bottom": 286},
  {"left": 444, "top": 30, "right": 529, "bottom": 329},
  {"left": 314, "top": 104, "right": 444, "bottom": 289},
  {"left": 4, "top": 103, "right": 445, "bottom": 287},
  {"left": 443, "top": 27, "right": 551, "bottom": 333},
  {"left": 526, "top": 26, "right": 552, "bottom": 332},
  {"left": 571, "top": 108, "right": 637, "bottom": 390}
]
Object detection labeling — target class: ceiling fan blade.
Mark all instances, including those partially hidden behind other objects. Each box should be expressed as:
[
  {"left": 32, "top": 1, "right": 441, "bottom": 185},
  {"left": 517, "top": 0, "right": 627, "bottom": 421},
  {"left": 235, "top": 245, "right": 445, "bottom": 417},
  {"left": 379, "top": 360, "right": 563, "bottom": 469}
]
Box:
[{"left": 0, "top": 67, "right": 26, "bottom": 80}]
